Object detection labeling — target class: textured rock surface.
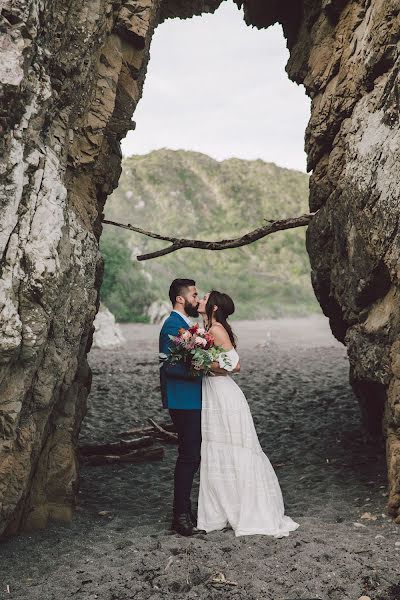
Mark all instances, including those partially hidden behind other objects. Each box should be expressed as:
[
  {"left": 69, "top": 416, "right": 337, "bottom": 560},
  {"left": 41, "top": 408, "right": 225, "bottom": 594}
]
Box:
[
  {"left": 287, "top": 0, "right": 400, "bottom": 521},
  {"left": 0, "top": 0, "right": 399, "bottom": 537},
  {"left": 0, "top": 0, "right": 163, "bottom": 538}
]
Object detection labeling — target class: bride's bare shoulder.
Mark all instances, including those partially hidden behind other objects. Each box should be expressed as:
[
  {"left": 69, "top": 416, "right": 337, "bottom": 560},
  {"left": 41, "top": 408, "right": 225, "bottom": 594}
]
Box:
[
  {"left": 209, "top": 323, "right": 233, "bottom": 348},
  {"left": 209, "top": 322, "right": 225, "bottom": 334}
]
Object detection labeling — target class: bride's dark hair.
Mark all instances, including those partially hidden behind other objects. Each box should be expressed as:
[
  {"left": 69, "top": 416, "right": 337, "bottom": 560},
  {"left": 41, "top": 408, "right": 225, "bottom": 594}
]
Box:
[{"left": 205, "top": 290, "right": 237, "bottom": 348}]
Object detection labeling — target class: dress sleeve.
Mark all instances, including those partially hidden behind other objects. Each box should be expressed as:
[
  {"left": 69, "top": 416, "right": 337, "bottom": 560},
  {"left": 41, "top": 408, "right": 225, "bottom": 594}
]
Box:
[{"left": 217, "top": 349, "right": 239, "bottom": 372}]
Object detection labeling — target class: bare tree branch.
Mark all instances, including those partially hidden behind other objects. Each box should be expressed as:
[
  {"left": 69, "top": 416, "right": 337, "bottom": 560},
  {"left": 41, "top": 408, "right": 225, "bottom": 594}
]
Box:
[{"left": 102, "top": 211, "right": 317, "bottom": 261}]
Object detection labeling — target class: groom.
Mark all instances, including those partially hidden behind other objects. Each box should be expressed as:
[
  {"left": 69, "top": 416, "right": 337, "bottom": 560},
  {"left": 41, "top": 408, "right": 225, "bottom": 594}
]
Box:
[{"left": 159, "top": 278, "right": 205, "bottom": 536}]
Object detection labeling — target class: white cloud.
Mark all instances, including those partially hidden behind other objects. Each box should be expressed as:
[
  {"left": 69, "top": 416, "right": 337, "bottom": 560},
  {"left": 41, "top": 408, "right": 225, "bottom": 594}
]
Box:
[{"left": 121, "top": 1, "right": 311, "bottom": 172}]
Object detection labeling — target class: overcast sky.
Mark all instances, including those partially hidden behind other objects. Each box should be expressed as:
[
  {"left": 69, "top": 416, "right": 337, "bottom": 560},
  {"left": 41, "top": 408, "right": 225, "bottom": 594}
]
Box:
[{"left": 121, "top": 1, "right": 310, "bottom": 173}]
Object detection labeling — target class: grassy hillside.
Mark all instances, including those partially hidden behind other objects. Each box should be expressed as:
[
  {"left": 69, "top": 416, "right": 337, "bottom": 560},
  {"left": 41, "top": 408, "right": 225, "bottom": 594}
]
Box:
[{"left": 100, "top": 149, "right": 321, "bottom": 321}]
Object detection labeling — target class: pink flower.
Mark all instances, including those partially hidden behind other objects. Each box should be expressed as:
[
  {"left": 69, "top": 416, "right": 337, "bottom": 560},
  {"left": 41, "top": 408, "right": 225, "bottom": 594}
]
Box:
[
  {"left": 195, "top": 336, "right": 207, "bottom": 347},
  {"left": 204, "top": 333, "right": 215, "bottom": 349}
]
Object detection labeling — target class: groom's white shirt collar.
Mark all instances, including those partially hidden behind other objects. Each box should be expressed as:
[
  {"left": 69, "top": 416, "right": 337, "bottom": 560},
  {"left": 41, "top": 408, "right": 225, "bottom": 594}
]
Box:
[{"left": 171, "top": 310, "right": 191, "bottom": 326}]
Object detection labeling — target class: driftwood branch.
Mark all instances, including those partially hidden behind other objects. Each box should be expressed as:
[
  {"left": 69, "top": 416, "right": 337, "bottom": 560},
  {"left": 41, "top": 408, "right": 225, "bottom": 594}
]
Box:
[
  {"left": 78, "top": 436, "right": 154, "bottom": 457},
  {"left": 77, "top": 418, "right": 180, "bottom": 467},
  {"left": 79, "top": 446, "right": 164, "bottom": 466},
  {"left": 147, "top": 417, "right": 178, "bottom": 443},
  {"left": 102, "top": 211, "right": 317, "bottom": 261},
  {"left": 119, "top": 420, "right": 176, "bottom": 437}
]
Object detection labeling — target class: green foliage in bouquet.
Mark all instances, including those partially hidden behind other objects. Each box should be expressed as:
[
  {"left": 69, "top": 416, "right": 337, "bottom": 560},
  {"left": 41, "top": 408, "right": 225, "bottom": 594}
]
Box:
[
  {"left": 168, "top": 339, "right": 232, "bottom": 377},
  {"left": 159, "top": 324, "right": 232, "bottom": 377}
]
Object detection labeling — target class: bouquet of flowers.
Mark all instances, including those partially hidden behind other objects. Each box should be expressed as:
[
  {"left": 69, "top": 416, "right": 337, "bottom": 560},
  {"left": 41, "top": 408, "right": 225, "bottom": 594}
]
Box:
[{"left": 160, "top": 322, "right": 231, "bottom": 376}]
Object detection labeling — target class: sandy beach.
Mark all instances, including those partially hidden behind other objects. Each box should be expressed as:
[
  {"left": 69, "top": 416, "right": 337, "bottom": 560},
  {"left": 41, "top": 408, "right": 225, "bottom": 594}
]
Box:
[{"left": 1, "top": 315, "right": 399, "bottom": 600}]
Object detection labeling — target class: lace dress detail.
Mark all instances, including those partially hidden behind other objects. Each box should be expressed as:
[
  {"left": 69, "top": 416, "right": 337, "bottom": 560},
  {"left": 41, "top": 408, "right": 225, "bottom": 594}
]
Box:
[{"left": 197, "top": 348, "right": 299, "bottom": 537}]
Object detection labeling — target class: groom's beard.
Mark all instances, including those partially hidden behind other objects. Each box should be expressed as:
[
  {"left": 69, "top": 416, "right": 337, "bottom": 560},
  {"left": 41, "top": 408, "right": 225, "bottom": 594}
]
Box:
[{"left": 185, "top": 300, "right": 199, "bottom": 318}]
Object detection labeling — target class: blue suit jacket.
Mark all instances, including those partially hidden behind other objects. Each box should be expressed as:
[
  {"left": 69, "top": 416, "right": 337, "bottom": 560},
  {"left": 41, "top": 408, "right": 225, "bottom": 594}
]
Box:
[{"left": 159, "top": 311, "right": 202, "bottom": 410}]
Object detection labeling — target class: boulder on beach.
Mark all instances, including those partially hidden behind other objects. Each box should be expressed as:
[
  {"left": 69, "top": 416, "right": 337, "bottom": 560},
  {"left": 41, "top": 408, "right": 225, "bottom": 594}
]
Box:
[
  {"left": 92, "top": 303, "right": 126, "bottom": 350},
  {"left": 146, "top": 300, "right": 170, "bottom": 324}
]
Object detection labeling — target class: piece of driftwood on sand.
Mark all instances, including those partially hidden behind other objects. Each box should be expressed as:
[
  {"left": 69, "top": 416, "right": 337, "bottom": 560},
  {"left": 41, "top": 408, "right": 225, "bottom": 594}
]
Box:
[
  {"left": 79, "top": 446, "right": 164, "bottom": 466},
  {"left": 78, "top": 436, "right": 154, "bottom": 457},
  {"left": 77, "top": 419, "right": 177, "bottom": 467},
  {"left": 118, "top": 419, "right": 178, "bottom": 444},
  {"left": 147, "top": 418, "right": 178, "bottom": 443},
  {"left": 119, "top": 420, "right": 176, "bottom": 437}
]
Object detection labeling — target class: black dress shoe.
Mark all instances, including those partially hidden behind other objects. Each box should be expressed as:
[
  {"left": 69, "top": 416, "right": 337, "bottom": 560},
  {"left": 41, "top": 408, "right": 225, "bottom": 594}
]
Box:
[
  {"left": 171, "top": 513, "right": 205, "bottom": 536},
  {"left": 172, "top": 501, "right": 198, "bottom": 527}
]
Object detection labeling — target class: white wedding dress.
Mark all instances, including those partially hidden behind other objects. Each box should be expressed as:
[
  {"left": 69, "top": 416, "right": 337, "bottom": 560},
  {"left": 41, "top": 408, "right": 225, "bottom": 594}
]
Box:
[{"left": 197, "top": 348, "right": 300, "bottom": 537}]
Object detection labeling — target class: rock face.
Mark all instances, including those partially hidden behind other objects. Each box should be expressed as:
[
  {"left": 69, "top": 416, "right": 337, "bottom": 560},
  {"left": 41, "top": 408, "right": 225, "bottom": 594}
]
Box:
[
  {"left": 0, "top": 0, "right": 161, "bottom": 538},
  {"left": 0, "top": 0, "right": 399, "bottom": 537},
  {"left": 285, "top": 0, "right": 400, "bottom": 521}
]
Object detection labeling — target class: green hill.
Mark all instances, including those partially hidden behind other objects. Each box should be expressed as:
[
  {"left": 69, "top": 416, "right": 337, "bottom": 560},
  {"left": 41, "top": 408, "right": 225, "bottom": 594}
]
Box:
[{"left": 100, "top": 148, "right": 321, "bottom": 321}]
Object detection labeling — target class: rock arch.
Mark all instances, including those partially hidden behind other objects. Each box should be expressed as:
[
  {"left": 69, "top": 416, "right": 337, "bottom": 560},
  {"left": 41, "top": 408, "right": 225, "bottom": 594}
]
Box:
[{"left": 0, "top": 0, "right": 399, "bottom": 537}]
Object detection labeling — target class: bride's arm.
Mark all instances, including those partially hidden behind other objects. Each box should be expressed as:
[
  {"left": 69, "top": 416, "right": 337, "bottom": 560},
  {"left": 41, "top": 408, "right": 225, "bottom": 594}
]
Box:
[
  {"left": 209, "top": 361, "right": 228, "bottom": 375},
  {"left": 209, "top": 360, "right": 240, "bottom": 374},
  {"left": 207, "top": 324, "right": 240, "bottom": 374}
]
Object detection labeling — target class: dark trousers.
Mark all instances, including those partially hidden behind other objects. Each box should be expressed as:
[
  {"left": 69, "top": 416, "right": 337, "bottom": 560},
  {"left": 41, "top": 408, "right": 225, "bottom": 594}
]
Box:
[{"left": 169, "top": 408, "right": 201, "bottom": 515}]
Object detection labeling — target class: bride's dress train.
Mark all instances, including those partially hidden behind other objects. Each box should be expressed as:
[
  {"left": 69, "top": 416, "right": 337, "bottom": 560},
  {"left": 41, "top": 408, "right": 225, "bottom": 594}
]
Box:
[{"left": 197, "top": 348, "right": 299, "bottom": 537}]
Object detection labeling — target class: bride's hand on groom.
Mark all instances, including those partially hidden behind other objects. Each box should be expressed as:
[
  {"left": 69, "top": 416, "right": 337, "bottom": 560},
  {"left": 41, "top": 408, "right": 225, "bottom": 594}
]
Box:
[
  {"left": 209, "top": 361, "right": 228, "bottom": 376},
  {"left": 208, "top": 361, "right": 241, "bottom": 376},
  {"left": 209, "top": 362, "right": 241, "bottom": 376}
]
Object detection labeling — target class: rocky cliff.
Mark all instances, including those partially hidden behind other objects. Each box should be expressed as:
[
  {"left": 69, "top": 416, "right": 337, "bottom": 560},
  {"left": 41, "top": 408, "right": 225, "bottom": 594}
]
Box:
[{"left": 0, "top": 0, "right": 399, "bottom": 537}]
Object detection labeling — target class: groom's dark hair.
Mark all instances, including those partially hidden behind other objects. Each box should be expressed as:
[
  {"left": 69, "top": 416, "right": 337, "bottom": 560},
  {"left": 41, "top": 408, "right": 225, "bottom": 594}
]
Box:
[{"left": 169, "top": 278, "right": 196, "bottom": 305}]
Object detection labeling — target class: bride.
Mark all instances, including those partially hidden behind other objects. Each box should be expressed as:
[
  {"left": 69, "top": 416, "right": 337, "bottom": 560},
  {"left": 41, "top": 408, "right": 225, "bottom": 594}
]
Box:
[{"left": 196, "top": 290, "right": 300, "bottom": 538}]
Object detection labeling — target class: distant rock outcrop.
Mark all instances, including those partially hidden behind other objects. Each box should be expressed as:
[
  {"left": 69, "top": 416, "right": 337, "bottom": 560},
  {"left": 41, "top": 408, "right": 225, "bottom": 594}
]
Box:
[
  {"left": 0, "top": 0, "right": 398, "bottom": 537},
  {"left": 92, "top": 304, "right": 126, "bottom": 350},
  {"left": 146, "top": 301, "right": 171, "bottom": 325}
]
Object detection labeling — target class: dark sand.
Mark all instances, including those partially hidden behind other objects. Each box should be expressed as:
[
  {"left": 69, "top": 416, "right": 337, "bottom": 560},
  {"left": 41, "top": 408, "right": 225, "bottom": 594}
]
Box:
[{"left": 1, "top": 316, "right": 400, "bottom": 600}]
